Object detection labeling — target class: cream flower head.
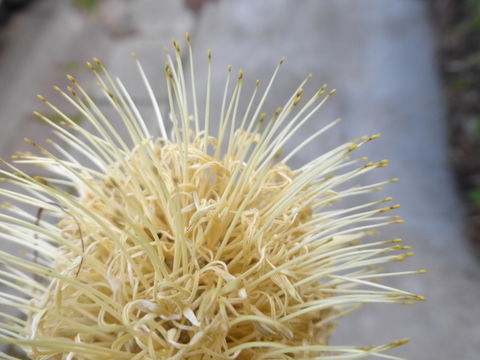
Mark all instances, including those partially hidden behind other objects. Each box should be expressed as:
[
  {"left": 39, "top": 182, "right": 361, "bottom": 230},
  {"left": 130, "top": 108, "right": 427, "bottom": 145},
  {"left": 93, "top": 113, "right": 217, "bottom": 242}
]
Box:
[{"left": 0, "top": 36, "right": 423, "bottom": 359}]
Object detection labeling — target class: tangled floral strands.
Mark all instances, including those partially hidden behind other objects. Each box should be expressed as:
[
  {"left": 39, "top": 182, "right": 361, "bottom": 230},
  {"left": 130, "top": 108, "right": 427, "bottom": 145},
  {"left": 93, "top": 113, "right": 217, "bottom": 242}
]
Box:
[{"left": 0, "top": 35, "right": 424, "bottom": 359}]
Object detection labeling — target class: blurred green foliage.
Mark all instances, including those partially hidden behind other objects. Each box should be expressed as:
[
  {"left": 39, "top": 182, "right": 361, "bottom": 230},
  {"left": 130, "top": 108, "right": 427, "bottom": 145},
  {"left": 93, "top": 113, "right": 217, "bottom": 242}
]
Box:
[
  {"left": 433, "top": 0, "right": 480, "bottom": 230},
  {"left": 474, "top": 116, "right": 480, "bottom": 135},
  {"left": 464, "top": 0, "right": 480, "bottom": 205},
  {"left": 471, "top": 0, "right": 480, "bottom": 21},
  {"left": 469, "top": 188, "right": 480, "bottom": 205},
  {"left": 73, "top": 0, "right": 98, "bottom": 12}
]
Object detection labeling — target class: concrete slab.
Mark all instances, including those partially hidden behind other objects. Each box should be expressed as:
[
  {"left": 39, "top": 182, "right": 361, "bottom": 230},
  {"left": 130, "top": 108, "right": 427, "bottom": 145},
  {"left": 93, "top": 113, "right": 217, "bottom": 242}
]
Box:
[
  {"left": 103, "top": 0, "right": 194, "bottom": 102},
  {"left": 130, "top": 0, "right": 194, "bottom": 40},
  {"left": 0, "top": 0, "right": 111, "bottom": 158},
  {"left": 192, "top": 0, "right": 480, "bottom": 359}
]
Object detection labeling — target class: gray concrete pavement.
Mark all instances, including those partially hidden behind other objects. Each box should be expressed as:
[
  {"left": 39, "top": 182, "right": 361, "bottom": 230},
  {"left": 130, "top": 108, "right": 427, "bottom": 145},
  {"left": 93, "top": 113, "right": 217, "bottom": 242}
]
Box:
[
  {"left": 0, "top": 0, "right": 112, "bottom": 158},
  {"left": 0, "top": 0, "right": 479, "bottom": 359}
]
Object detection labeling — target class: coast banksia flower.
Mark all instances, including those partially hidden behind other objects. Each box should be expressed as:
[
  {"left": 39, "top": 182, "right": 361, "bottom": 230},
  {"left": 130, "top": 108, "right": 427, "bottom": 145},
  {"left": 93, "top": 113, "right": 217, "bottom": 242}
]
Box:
[{"left": 0, "top": 36, "right": 424, "bottom": 359}]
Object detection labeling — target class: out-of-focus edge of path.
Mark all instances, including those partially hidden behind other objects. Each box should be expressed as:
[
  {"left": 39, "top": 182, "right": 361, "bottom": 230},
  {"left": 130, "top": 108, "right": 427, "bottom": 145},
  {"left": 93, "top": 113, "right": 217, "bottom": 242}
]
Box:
[{"left": 190, "top": 1, "right": 480, "bottom": 359}]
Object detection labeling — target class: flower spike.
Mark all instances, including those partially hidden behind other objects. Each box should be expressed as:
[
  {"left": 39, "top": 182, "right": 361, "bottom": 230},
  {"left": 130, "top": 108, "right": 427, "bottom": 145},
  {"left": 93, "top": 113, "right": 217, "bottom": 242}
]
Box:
[{"left": 0, "top": 39, "right": 423, "bottom": 359}]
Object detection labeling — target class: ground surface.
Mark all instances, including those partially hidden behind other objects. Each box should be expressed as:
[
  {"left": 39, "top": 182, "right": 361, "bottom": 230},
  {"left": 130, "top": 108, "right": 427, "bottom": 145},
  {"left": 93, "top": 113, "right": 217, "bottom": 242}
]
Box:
[{"left": 0, "top": 0, "right": 479, "bottom": 359}]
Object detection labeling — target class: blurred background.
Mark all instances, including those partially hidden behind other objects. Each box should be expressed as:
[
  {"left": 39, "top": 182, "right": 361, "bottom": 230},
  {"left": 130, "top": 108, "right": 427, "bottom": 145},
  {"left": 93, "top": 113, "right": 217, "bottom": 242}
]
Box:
[{"left": 0, "top": 0, "right": 479, "bottom": 359}]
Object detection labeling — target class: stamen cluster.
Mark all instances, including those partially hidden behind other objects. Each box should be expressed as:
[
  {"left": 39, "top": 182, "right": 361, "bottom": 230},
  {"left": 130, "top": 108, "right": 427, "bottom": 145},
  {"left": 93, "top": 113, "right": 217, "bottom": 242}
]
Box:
[{"left": 0, "top": 36, "right": 423, "bottom": 359}]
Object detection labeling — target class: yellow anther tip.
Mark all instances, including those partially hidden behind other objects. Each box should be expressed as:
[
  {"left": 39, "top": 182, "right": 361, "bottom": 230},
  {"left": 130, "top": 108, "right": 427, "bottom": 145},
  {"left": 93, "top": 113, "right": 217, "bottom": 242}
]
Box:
[
  {"left": 172, "top": 39, "right": 180, "bottom": 52},
  {"left": 393, "top": 338, "right": 410, "bottom": 345}
]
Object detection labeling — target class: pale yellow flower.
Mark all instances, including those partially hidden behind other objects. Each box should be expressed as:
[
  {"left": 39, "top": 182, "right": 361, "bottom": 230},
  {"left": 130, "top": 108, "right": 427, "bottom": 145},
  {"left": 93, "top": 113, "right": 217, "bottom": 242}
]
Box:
[{"left": 0, "top": 36, "right": 423, "bottom": 359}]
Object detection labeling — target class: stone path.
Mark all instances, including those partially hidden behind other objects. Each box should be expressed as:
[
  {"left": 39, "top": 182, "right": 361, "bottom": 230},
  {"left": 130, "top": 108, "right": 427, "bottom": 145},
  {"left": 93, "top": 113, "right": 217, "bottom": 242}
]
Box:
[{"left": 0, "top": 0, "right": 479, "bottom": 359}]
